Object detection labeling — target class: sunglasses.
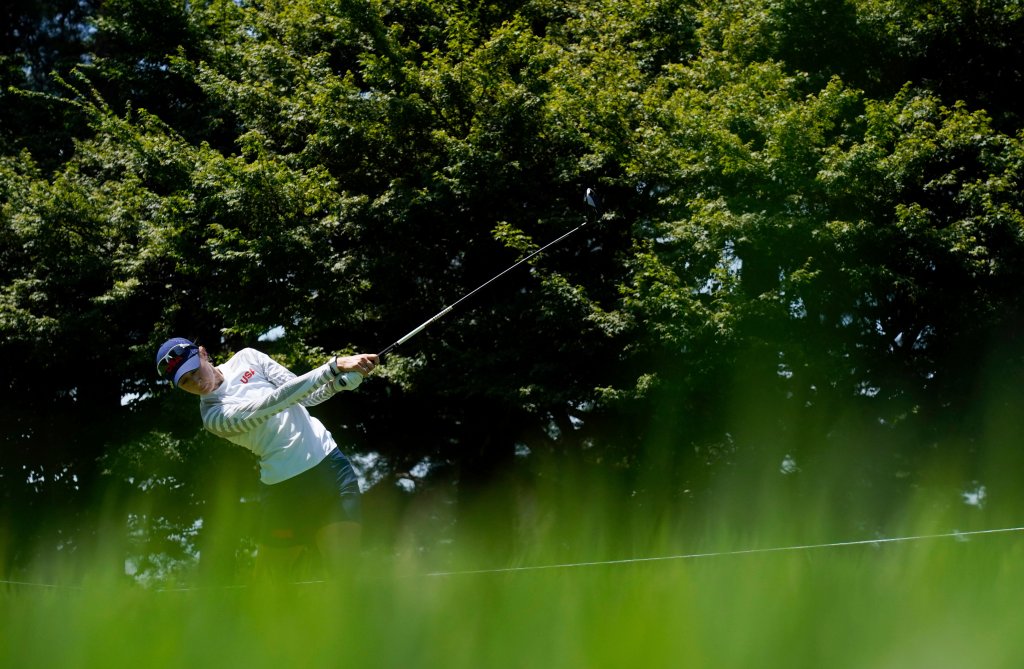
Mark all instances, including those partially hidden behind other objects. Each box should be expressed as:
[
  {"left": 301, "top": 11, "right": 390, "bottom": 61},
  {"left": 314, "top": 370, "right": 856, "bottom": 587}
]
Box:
[{"left": 157, "top": 342, "right": 198, "bottom": 379}]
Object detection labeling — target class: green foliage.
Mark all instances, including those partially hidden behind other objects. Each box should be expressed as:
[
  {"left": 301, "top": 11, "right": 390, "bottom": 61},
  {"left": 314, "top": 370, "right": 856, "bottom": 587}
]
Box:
[
  {"left": 2, "top": 0, "right": 1023, "bottom": 579},
  {"left": 0, "top": 0, "right": 97, "bottom": 164},
  {"left": 621, "top": 45, "right": 1024, "bottom": 491}
]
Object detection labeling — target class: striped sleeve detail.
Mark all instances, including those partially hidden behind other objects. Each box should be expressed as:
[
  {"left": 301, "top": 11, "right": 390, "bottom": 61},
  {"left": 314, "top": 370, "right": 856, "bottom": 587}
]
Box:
[
  {"left": 261, "top": 354, "right": 298, "bottom": 387},
  {"left": 301, "top": 381, "right": 340, "bottom": 407},
  {"left": 258, "top": 351, "right": 346, "bottom": 406},
  {"left": 202, "top": 363, "right": 335, "bottom": 436}
]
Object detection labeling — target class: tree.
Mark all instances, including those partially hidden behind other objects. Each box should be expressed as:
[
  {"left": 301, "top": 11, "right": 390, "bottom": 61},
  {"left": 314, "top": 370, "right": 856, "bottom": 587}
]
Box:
[
  {"left": 624, "top": 45, "right": 1024, "bottom": 520},
  {"left": 0, "top": 0, "right": 96, "bottom": 166},
  {"left": 2, "top": 0, "right": 1023, "bottom": 581}
]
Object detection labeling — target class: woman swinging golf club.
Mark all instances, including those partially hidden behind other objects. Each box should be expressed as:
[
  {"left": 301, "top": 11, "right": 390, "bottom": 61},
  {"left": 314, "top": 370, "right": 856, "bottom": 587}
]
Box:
[
  {"left": 155, "top": 337, "right": 378, "bottom": 581},
  {"left": 151, "top": 190, "right": 599, "bottom": 580}
]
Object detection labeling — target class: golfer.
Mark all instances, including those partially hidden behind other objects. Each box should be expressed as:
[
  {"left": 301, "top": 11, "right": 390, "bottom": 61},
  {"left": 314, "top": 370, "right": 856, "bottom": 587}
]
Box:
[{"left": 155, "top": 337, "right": 378, "bottom": 580}]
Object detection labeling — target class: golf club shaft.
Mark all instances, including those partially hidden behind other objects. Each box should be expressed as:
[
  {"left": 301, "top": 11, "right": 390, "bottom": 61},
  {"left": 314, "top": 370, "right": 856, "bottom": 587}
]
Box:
[{"left": 378, "top": 216, "right": 593, "bottom": 358}]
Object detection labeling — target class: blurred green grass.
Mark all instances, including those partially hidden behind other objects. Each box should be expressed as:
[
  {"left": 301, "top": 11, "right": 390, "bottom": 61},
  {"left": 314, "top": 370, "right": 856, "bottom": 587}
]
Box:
[
  {"left": 3, "top": 495, "right": 1023, "bottom": 669},
  {"left": 6, "top": 374, "right": 1024, "bottom": 668}
]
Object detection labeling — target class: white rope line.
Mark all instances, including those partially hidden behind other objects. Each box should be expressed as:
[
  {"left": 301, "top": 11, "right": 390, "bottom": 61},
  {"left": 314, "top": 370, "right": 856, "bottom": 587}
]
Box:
[
  {"left": 422, "top": 525, "right": 1024, "bottom": 577},
  {"left": 0, "top": 578, "right": 80, "bottom": 590},
  {"left": 3, "top": 525, "right": 1021, "bottom": 590}
]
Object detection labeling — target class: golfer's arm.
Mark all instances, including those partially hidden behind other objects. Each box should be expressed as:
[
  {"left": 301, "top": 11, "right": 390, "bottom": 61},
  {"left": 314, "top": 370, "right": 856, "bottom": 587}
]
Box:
[
  {"left": 260, "top": 354, "right": 354, "bottom": 407},
  {"left": 203, "top": 364, "right": 336, "bottom": 435}
]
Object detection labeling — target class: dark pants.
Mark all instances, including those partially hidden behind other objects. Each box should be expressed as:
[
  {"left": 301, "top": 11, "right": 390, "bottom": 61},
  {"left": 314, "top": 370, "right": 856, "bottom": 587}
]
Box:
[{"left": 258, "top": 448, "right": 361, "bottom": 548}]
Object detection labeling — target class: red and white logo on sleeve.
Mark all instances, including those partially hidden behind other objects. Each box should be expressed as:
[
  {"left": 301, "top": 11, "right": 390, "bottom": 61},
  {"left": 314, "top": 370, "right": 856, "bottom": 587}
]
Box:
[{"left": 240, "top": 369, "right": 256, "bottom": 384}]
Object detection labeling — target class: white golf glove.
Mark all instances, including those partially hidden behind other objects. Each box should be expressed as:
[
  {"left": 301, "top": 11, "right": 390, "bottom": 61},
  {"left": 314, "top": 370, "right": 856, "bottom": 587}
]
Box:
[{"left": 333, "top": 371, "right": 362, "bottom": 391}]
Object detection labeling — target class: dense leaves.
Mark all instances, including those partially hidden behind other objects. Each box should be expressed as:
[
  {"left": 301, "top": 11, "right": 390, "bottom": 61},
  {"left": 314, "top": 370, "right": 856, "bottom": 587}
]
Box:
[{"left": 2, "top": 0, "right": 1022, "bottom": 578}]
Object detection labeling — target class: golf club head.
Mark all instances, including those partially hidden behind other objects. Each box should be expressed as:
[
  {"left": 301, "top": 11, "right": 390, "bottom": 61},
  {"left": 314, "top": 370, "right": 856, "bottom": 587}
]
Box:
[{"left": 584, "top": 187, "right": 602, "bottom": 219}]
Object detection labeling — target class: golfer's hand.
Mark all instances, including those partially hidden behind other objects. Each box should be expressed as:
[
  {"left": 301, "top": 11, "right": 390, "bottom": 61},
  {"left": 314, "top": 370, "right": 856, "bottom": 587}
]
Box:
[{"left": 335, "top": 353, "right": 379, "bottom": 377}]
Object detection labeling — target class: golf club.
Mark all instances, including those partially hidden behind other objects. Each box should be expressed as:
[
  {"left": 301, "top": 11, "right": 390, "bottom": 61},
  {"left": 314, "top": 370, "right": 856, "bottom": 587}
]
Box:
[{"left": 378, "top": 188, "right": 602, "bottom": 358}]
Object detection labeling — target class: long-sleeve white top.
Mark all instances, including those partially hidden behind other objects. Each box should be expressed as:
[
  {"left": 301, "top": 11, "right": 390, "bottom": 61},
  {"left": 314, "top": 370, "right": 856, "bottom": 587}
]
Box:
[{"left": 199, "top": 348, "right": 361, "bottom": 484}]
